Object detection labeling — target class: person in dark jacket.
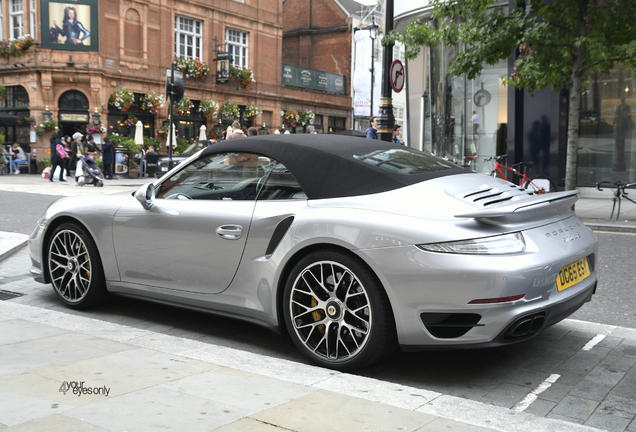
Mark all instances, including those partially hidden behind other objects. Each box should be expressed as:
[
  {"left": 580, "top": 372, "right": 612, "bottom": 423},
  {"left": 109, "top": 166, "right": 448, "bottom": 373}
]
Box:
[
  {"left": 101, "top": 137, "right": 115, "bottom": 179},
  {"left": 49, "top": 132, "right": 67, "bottom": 182},
  {"left": 365, "top": 116, "right": 378, "bottom": 139}
]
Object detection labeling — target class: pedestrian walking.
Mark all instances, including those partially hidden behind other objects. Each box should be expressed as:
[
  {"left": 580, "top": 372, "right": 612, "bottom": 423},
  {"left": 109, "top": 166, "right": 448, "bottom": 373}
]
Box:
[
  {"left": 49, "top": 133, "right": 67, "bottom": 181},
  {"left": 101, "top": 137, "right": 115, "bottom": 179},
  {"left": 366, "top": 116, "right": 378, "bottom": 139}
]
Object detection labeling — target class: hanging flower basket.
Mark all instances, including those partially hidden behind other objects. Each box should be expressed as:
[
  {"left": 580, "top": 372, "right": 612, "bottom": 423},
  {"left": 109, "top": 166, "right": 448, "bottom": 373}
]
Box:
[
  {"left": 174, "top": 56, "right": 210, "bottom": 80},
  {"left": 85, "top": 119, "right": 106, "bottom": 135},
  {"left": 109, "top": 87, "right": 134, "bottom": 112},
  {"left": 142, "top": 91, "right": 165, "bottom": 115},
  {"left": 243, "top": 104, "right": 261, "bottom": 120},
  {"left": 229, "top": 65, "right": 255, "bottom": 89},
  {"left": 283, "top": 109, "right": 300, "bottom": 128},
  {"left": 174, "top": 96, "right": 193, "bottom": 116},
  {"left": 220, "top": 101, "right": 240, "bottom": 121},
  {"left": 199, "top": 99, "right": 219, "bottom": 119},
  {"left": 299, "top": 110, "right": 315, "bottom": 127}
]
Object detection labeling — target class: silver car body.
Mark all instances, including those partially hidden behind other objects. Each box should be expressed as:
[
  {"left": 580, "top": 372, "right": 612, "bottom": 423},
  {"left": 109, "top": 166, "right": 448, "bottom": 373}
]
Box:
[{"left": 29, "top": 136, "right": 597, "bottom": 360}]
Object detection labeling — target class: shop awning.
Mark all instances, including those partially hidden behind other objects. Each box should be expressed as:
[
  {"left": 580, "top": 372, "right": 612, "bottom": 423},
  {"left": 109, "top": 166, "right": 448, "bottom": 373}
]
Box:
[{"left": 0, "top": 113, "right": 18, "bottom": 126}]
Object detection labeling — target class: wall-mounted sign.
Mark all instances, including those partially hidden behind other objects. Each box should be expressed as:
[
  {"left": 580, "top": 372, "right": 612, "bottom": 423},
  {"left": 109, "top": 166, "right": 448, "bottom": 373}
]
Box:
[
  {"left": 40, "top": 0, "right": 99, "bottom": 52},
  {"left": 60, "top": 113, "right": 89, "bottom": 122},
  {"left": 216, "top": 53, "right": 231, "bottom": 84},
  {"left": 282, "top": 64, "right": 346, "bottom": 95}
]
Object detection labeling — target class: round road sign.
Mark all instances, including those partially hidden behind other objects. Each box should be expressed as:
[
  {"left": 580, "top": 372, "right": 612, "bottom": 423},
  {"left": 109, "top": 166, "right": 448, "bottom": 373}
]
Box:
[{"left": 390, "top": 60, "right": 405, "bottom": 93}]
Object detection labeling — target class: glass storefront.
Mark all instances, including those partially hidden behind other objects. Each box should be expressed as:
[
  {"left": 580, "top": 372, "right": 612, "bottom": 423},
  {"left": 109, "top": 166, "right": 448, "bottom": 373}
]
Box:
[
  {"left": 429, "top": 43, "right": 507, "bottom": 174},
  {"left": 578, "top": 68, "right": 636, "bottom": 186}
]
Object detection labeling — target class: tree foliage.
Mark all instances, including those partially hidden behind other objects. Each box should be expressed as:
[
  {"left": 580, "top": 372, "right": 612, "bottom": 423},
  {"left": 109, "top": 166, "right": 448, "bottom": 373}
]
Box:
[{"left": 389, "top": 0, "right": 636, "bottom": 190}]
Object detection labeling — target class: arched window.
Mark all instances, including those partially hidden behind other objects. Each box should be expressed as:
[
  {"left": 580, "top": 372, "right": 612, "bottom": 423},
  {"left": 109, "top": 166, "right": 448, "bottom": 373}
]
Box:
[{"left": 58, "top": 90, "right": 90, "bottom": 110}]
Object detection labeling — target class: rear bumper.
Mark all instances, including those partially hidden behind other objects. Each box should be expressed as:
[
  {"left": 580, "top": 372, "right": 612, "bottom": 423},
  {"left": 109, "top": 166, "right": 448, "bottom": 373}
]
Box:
[{"left": 400, "top": 277, "right": 597, "bottom": 352}]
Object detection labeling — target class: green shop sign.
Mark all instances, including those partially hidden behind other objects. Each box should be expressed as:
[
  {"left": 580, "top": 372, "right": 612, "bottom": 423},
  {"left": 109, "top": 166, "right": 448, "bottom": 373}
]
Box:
[{"left": 282, "top": 64, "right": 346, "bottom": 95}]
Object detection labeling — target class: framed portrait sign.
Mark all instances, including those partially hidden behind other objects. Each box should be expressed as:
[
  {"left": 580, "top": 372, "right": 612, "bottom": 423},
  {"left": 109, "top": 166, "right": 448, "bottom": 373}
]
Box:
[
  {"left": 216, "top": 53, "right": 231, "bottom": 84},
  {"left": 40, "top": 0, "right": 99, "bottom": 51}
]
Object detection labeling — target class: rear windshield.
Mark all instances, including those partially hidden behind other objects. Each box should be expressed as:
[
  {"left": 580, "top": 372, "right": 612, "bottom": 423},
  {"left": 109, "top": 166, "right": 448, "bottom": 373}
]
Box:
[{"left": 353, "top": 148, "right": 458, "bottom": 175}]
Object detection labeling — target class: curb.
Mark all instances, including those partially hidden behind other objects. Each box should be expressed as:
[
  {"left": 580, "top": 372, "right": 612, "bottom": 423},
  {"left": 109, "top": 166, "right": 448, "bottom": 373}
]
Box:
[{"left": 0, "top": 232, "right": 29, "bottom": 262}]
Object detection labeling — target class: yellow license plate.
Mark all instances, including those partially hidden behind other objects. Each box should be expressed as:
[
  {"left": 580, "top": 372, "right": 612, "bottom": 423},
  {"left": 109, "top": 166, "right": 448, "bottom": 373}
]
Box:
[{"left": 557, "top": 257, "right": 590, "bottom": 291}]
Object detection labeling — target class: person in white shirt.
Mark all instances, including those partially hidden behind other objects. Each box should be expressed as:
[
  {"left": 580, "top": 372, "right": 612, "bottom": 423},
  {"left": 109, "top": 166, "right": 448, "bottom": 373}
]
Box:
[{"left": 471, "top": 111, "right": 481, "bottom": 135}]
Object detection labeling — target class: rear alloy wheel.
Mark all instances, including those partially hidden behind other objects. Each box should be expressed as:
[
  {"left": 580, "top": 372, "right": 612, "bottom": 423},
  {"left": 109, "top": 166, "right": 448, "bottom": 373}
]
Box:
[
  {"left": 47, "top": 223, "right": 108, "bottom": 309},
  {"left": 284, "top": 250, "right": 395, "bottom": 371}
]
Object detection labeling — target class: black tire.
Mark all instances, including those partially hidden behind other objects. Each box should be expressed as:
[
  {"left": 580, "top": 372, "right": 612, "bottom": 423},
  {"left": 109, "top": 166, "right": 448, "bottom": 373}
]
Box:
[
  {"left": 283, "top": 249, "right": 396, "bottom": 371},
  {"left": 47, "top": 222, "right": 108, "bottom": 309},
  {"left": 524, "top": 175, "right": 557, "bottom": 194}
]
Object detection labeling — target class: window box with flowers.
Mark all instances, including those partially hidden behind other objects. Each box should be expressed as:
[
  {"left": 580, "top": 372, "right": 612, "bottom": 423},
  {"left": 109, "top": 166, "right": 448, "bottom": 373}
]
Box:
[
  {"left": 174, "top": 96, "right": 194, "bottom": 116},
  {"left": 0, "top": 35, "right": 35, "bottom": 59},
  {"left": 174, "top": 56, "right": 210, "bottom": 80},
  {"left": 220, "top": 101, "right": 240, "bottom": 122},
  {"left": 109, "top": 87, "right": 134, "bottom": 112},
  {"left": 142, "top": 91, "right": 165, "bottom": 115},
  {"left": 229, "top": 65, "right": 255, "bottom": 90},
  {"left": 284, "top": 109, "right": 300, "bottom": 128},
  {"left": 199, "top": 99, "right": 219, "bottom": 120}
]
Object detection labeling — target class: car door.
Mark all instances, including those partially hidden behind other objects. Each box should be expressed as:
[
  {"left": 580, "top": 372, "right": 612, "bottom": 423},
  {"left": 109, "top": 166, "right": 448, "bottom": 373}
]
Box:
[{"left": 112, "top": 152, "right": 268, "bottom": 294}]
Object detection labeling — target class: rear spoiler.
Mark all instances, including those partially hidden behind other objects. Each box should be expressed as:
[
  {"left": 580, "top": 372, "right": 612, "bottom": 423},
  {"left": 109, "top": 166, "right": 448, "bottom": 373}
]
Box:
[{"left": 455, "top": 190, "right": 579, "bottom": 219}]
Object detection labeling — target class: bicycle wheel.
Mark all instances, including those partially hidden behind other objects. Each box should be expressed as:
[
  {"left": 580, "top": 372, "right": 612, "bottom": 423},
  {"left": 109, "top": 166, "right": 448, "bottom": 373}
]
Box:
[{"left": 523, "top": 175, "right": 557, "bottom": 194}]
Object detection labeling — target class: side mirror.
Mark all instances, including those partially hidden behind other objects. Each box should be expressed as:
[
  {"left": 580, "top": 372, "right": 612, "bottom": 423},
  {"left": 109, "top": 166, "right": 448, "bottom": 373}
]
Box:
[{"left": 135, "top": 183, "right": 155, "bottom": 210}]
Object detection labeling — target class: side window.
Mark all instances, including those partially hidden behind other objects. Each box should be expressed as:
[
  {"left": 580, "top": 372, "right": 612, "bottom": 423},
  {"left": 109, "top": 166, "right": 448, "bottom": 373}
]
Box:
[
  {"left": 257, "top": 163, "right": 306, "bottom": 200},
  {"left": 156, "top": 152, "right": 300, "bottom": 201}
]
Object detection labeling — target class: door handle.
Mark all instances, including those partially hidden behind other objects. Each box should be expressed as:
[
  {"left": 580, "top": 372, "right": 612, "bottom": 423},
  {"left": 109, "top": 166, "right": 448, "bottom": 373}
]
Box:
[{"left": 216, "top": 225, "right": 243, "bottom": 240}]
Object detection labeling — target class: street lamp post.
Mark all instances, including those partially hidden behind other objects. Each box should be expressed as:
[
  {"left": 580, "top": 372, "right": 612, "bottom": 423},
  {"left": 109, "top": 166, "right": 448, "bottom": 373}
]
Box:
[
  {"left": 377, "top": 0, "right": 396, "bottom": 142},
  {"left": 365, "top": 17, "right": 379, "bottom": 118}
]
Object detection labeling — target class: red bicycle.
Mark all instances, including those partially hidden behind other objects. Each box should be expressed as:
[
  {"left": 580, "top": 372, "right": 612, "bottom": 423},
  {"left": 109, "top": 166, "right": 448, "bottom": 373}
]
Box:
[{"left": 484, "top": 155, "right": 557, "bottom": 194}]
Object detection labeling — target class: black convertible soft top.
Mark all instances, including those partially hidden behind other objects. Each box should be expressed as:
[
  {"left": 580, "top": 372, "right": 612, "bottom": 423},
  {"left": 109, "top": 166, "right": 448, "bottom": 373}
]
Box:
[{"left": 201, "top": 134, "right": 464, "bottom": 200}]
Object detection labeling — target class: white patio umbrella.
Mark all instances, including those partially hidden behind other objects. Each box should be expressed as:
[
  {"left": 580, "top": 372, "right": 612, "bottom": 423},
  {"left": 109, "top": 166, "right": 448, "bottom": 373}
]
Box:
[
  {"left": 199, "top": 124, "right": 207, "bottom": 142},
  {"left": 134, "top": 121, "right": 144, "bottom": 146}
]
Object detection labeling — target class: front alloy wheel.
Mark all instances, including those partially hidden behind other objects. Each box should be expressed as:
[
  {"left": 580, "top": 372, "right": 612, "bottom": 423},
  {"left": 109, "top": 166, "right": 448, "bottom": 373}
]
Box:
[
  {"left": 48, "top": 223, "right": 107, "bottom": 309},
  {"left": 284, "top": 250, "right": 395, "bottom": 371}
]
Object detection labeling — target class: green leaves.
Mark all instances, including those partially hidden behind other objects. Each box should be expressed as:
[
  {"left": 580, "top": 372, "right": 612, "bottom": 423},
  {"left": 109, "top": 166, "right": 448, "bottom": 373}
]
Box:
[{"left": 390, "top": 0, "right": 636, "bottom": 92}]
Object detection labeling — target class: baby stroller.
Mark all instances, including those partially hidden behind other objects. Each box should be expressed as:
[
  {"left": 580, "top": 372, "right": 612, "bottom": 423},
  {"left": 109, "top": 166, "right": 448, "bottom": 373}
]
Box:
[{"left": 76, "top": 156, "right": 104, "bottom": 187}]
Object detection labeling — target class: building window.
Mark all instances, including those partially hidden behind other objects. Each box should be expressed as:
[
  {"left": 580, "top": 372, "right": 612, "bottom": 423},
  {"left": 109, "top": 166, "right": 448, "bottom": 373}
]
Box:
[
  {"left": 10, "top": 0, "right": 23, "bottom": 39},
  {"left": 175, "top": 15, "right": 202, "bottom": 59},
  {"left": 29, "top": 0, "right": 35, "bottom": 37},
  {"left": 226, "top": 28, "right": 248, "bottom": 68},
  {"left": 328, "top": 116, "right": 346, "bottom": 133},
  {"left": 0, "top": 1, "right": 4, "bottom": 39},
  {"left": 393, "top": 105, "right": 405, "bottom": 125},
  {"left": 314, "top": 115, "right": 324, "bottom": 133}
]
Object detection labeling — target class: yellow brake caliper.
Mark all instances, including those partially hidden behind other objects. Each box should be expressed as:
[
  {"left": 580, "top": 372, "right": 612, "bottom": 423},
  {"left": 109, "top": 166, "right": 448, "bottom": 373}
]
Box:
[{"left": 310, "top": 296, "right": 326, "bottom": 334}]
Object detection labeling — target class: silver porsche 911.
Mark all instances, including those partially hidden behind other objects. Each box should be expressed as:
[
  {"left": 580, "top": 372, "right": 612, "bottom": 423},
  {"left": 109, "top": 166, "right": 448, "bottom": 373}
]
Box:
[{"left": 29, "top": 135, "right": 598, "bottom": 371}]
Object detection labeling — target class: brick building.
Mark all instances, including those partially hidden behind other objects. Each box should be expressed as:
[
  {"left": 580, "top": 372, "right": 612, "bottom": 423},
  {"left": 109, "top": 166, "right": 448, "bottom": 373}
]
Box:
[
  {"left": 282, "top": 0, "right": 355, "bottom": 133},
  {"left": 0, "top": 0, "right": 352, "bottom": 168}
]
